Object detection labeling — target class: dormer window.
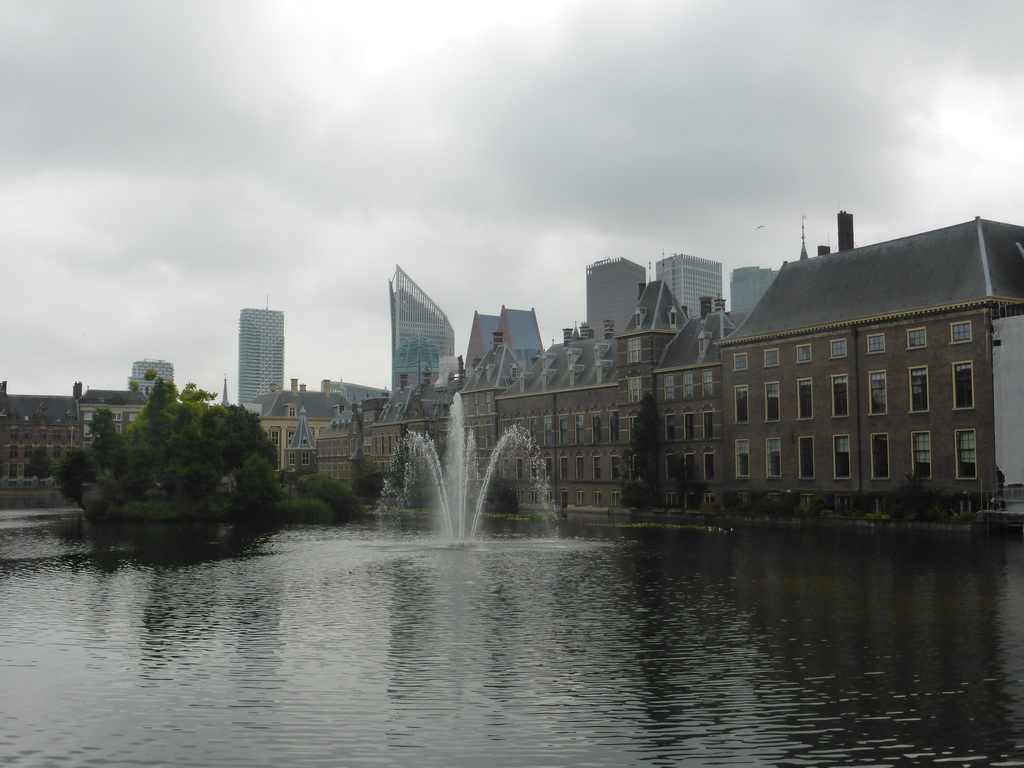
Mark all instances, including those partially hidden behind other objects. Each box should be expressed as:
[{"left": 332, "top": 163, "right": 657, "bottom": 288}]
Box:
[
  {"left": 668, "top": 306, "right": 678, "bottom": 327},
  {"left": 509, "top": 364, "right": 519, "bottom": 381},
  {"left": 288, "top": 405, "right": 297, "bottom": 418}
]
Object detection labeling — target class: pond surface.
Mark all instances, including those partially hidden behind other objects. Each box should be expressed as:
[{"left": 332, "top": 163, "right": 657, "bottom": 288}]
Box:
[{"left": 2, "top": 509, "right": 1024, "bottom": 767}]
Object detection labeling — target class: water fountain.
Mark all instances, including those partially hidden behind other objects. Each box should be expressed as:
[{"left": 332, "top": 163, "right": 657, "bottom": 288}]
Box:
[{"left": 399, "top": 391, "right": 548, "bottom": 542}]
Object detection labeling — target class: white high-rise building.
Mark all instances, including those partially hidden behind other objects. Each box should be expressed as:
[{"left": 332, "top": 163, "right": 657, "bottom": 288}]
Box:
[
  {"left": 128, "top": 359, "right": 174, "bottom": 395},
  {"left": 655, "top": 253, "right": 723, "bottom": 317},
  {"left": 238, "top": 307, "right": 284, "bottom": 405}
]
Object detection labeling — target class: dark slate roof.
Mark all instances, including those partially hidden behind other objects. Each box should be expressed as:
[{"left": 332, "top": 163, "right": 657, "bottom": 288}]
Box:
[
  {"left": 659, "top": 309, "right": 750, "bottom": 369},
  {"left": 504, "top": 336, "right": 618, "bottom": 396},
  {"left": 619, "top": 280, "right": 682, "bottom": 335},
  {"left": 250, "top": 390, "right": 348, "bottom": 419},
  {"left": 728, "top": 218, "right": 1024, "bottom": 342},
  {"left": 1, "top": 395, "right": 78, "bottom": 422},
  {"left": 376, "top": 386, "right": 449, "bottom": 425},
  {"left": 78, "top": 389, "right": 148, "bottom": 406},
  {"left": 462, "top": 341, "right": 521, "bottom": 393},
  {"left": 287, "top": 407, "right": 317, "bottom": 450},
  {"left": 503, "top": 308, "right": 544, "bottom": 360}
]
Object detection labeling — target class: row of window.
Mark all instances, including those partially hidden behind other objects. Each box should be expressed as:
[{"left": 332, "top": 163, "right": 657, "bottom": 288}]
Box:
[
  {"left": 501, "top": 412, "right": 624, "bottom": 447},
  {"left": 734, "top": 429, "right": 977, "bottom": 481},
  {"left": 733, "top": 362, "right": 975, "bottom": 422},
  {"left": 734, "top": 321, "right": 973, "bottom": 370},
  {"left": 6, "top": 445, "right": 66, "bottom": 459},
  {"left": 665, "top": 411, "right": 715, "bottom": 440},
  {"left": 663, "top": 369, "right": 715, "bottom": 400}
]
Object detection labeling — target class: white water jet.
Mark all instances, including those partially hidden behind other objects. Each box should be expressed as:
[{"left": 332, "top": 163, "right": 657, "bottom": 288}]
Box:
[{"left": 402, "top": 392, "right": 547, "bottom": 542}]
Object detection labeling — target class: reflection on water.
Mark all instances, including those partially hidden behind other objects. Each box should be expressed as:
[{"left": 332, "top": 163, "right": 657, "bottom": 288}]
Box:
[{"left": 2, "top": 508, "right": 1024, "bottom": 766}]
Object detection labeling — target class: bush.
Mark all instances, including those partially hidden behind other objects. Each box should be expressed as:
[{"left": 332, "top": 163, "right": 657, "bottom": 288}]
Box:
[
  {"left": 297, "top": 474, "right": 364, "bottom": 520},
  {"left": 278, "top": 497, "right": 332, "bottom": 523}
]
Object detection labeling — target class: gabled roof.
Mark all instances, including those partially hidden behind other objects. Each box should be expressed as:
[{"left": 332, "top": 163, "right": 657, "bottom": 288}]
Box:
[
  {"left": 659, "top": 309, "right": 750, "bottom": 369},
  {"left": 462, "top": 340, "right": 521, "bottom": 393},
  {"left": 287, "top": 407, "right": 316, "bottom": 450},
  {"left": 1, "top": 395, "right": 78, "bottom": 422},
  {"left": 619, "top": 280, "right": 682, "bottom": 335},
  {"left": 727, "top": 218, "right": 1024, "bottom": 342},
  {"left": 250, "top": 390, "right": 348, "bottom": 419},
  {"left": 78, "top": 389, "right": 148, "bottom": 407},
  {"left": 504, "top": 336, "right": 618, "bottom": 396}
]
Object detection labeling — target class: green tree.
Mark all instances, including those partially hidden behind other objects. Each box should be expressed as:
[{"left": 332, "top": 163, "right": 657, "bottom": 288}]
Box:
[
  {"left": 623, "top": 393, "right": 660, "bottom": 507},
  {"left": 26, "top": 446, "right": 52, "bottom": 479},
  {"left": 53, "top": 447, "right": 95, "bottom": 509},
  {"left": 352, "top": 456, "right": 384, "bottom": 499},
  {"left": 232, "top": 454, "right": 284, "bottom": 518},
  {"left": 219, "top": 406, "right": 276, "bottom": 472}
]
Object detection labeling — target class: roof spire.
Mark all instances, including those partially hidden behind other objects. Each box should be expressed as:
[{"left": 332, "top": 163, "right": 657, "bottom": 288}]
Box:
[
  {"left": 221, "top": 375, "right": 229, "bottom": 407},
  {"left": 799, "top": 214, "right": 809, "bottom": 260}
]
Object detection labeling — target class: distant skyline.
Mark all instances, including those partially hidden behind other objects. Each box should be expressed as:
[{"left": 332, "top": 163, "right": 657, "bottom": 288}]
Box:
[{"left": 3, "top": 1, "right": 1024, "bottom": 395}]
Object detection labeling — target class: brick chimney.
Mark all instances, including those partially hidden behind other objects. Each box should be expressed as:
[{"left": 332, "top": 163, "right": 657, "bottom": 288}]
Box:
[
  {"left": 700, "top": 296, "right": 713, "bottom": 319},
  {"left": 818, "top": 245, "right": 830, "bottom": 256},
  {"left": 290, "top": 378, "right": 299, "bottom": 394},
  {"left": 603, "top": 320, "right": 615, "bottom": 339},
  {"left": 492, "top": 330, "right": 504, "bottom": 350},
  {"left": 714, "top": 298, "right": 726, "bottom": 313},
  {"left": 322, "top": 379, "right": 331, "bottom": 394},
  {"left": 563, "top": 328, "right": 573, "bottom": 346},
  {"left": 72, "top": 381, "right": 82, "bottom": 399}
]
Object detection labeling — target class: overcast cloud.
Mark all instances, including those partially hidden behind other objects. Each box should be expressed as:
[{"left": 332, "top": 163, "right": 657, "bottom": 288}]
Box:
[{"left": 3, "top": 0, "right": 1023, "bottom": 398}]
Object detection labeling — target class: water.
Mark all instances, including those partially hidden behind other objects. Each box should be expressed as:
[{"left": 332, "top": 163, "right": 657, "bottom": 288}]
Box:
[
  {"left": 3, "top": 508, "right": 1024, "bottom": 767},
  {"left": 398, "top": 391, "right": 548, "bottom": 541}
]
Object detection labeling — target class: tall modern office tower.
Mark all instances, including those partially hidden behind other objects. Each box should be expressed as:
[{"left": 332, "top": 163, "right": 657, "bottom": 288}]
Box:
[
  {"left": 655, "top": 253, "right": 723, "bottom": 316},
  {"left": 128, "top": 359, "right": 174, "bottom": 395},
  {"left": 389, "top": 266, "right": 455, "bottom": 391},
  {"left": 238, "top": 307, "right": 285, "bottom": 405},
  {"left": 730, "top": 266, "right": 779, "bottom": 312},
  {"left": 586, "top": 257, "right": 646, "bottom": 334}
]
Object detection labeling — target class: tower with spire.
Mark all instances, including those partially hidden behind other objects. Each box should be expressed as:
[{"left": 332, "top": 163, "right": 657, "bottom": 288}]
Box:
[{"left": 800, "top": 215, "right": 809, "bottom": 260}]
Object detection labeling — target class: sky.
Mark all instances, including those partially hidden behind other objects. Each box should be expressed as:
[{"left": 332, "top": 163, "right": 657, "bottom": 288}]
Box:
[{"left": 3, "top": 0, "right": 1024, "bottom": 400}]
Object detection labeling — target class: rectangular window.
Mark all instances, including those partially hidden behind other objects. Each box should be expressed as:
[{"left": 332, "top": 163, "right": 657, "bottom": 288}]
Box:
[
  {"left": 683, "top": 372, "right": 695, "bottom": 398},
  {"left": 665, "top": 414, "right": 676, "bottom": 440},
  {"left": 907, "top": 328, "right": 927, "bottom": 348},
  {"left": 867, "top": 333, "right": 885, "bottom": 353},
  {"left": 559, "top": 456, "right": 568, "bottom": 479},
  {"left": 735, "top": 386, "right": 749, "bottom": 423},
  {"left": 575, "top": 455, "right": 585, "bottom": 480},
  {"left": 733, "top": 353, "right": 748, "bottom": 371},
  {"left": 910, "top": 367, "right": 929, "bottom": 411},
  {"left": 956, "top": 430, "right": 977, "bottom": 478},
  {"left": 683, "top": 413, "right": 695, "bottom": 440},
  {"left": 764, "top": 349, "right": 779, "bottom": 367},
  {"left": 766, "top": 438, "right": 781, "bottom": 478},
  {"left": 665, "top": 375, "right": 676, "bottom": 401},
  {"left": 609, "top": 412, "right": 620, "bottom": 442},
  {"left": 953, "top": 362, "right": 974, "bottom": 409},
  {"left": 592, "top": 455, "right": 602, "bottom": 480},
  {"left": 703, "top": 452, "right": 714, "bottom": 480},
  {"left": 703, "top": 411, "right": 714, "bottom": 438},
  {"left": 832, "top": 374, "right": 849, "bottom": 417},
  {"left": 575, "top": 413, "right": 585, "bottom": 444},
  {"left": 871, "top": 434, "right": 890, "bottom": 479},
  {"left": 796, "top": 344, "right": 811, "bottom": 362},
  {"left": 912, "top": 431, "right": 931, "bottom": 479},
  {"left": 559, "top": 414, "right": 570, "bottom": 444},
  {"left": 765, "top": 382, "right": 780, "bottom": 421},
  {"left": 833, "top": 435, "right": 851, "bottom": 479},
  {"left": 702, "top": 369, "right": 714, "bottom": 396},
  {"left": 627, "top": 337, "right": 642, "bottom": 363},
  {"left": 869, "top": 371, "right": 887, "bottom": 414},
  {"left": 830, "top": 339, "right": 847, "bottom": 358},
  {"left": 627, "top": 377, "right": 643, "bottom": 403},
  {"left": 593, "top": 490, "right": 602, "bottom": 506},
  {"left": 591, "top": 413, "right": 602, "bottom": 443},
  {"left": 735, "top": 440, "right": 750, "bottom": 478},
  {"left": 611, "top": 455, "right": 621, "bottom": 480},
  {"left": 798, "top": 436, "right": 814, "bottom": 479},
  {"left": 951, "top": 321, "right": 972, "bottom": 343},
  {"left": 797, "top": 378, "right": 813, "bottom": 419}
]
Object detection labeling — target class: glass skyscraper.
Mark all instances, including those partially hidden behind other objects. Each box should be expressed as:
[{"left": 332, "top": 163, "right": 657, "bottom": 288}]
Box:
[
  {"left": 238, "top": 307, "right": 284, "bottom": 405},
  {"left": 389, "top": 266, "right": 455, "bottom": 391}
]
